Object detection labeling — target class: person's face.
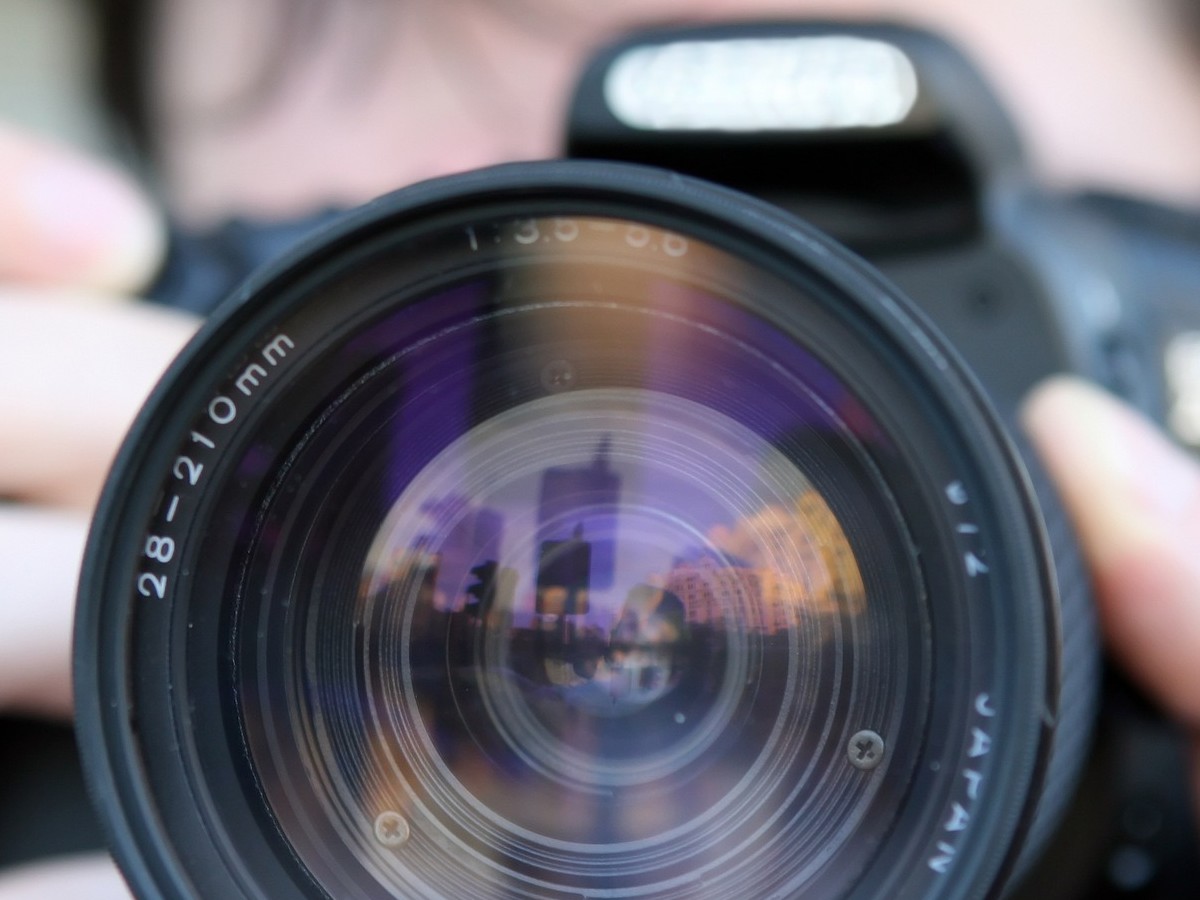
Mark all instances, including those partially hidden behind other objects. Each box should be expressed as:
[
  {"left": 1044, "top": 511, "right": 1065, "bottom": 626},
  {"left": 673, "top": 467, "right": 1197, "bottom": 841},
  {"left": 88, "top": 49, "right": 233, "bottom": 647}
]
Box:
[{"left": 156, "top": 0, "right": 1200, "bottom": 224}]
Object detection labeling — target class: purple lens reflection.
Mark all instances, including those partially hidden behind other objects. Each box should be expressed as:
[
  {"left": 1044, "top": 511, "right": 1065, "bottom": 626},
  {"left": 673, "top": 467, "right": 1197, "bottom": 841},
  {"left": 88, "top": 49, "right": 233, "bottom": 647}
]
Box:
[
  {"left": 361, "top": 389, "right": 860, "bottom": 795},
  {"left": 236, "top": 215, "right": 924, "bottom": 899}
]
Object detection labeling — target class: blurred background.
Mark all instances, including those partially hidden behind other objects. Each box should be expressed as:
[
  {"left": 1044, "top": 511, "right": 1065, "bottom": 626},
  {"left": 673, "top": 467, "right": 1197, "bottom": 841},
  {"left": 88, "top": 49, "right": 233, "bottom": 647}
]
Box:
[
  {"left": 0, "top": 0, "right": 112, "bottom": 872},
  {"left": 0, "top": 0, "right": 109, "bottom": 153}
]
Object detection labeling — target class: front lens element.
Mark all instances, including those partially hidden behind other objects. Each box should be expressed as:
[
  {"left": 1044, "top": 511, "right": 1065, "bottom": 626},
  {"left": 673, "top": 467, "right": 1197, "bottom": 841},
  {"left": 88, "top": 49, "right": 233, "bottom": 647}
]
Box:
[{"left": 228, "top": 235, "right": 924, "bottom": 895}]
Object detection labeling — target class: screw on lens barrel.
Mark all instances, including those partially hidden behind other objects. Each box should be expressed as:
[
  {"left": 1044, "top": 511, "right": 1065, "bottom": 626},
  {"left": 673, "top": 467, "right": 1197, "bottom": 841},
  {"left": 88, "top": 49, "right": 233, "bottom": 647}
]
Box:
[
  {"left": 848, "top": 730, "right": 885, "bottom": 770},
  {"left": 374, "top": 811, "right": 411, "bottom": 848},
  {"left": 541, "top": 359, "right": 577, "bottom": 393}
]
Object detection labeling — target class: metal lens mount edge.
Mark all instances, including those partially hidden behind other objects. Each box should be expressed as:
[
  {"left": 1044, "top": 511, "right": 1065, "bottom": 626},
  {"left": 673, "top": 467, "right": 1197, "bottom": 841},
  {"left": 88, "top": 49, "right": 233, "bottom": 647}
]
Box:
[{"left": 74, "top": 161, "right": 1074, "bottom": 900}]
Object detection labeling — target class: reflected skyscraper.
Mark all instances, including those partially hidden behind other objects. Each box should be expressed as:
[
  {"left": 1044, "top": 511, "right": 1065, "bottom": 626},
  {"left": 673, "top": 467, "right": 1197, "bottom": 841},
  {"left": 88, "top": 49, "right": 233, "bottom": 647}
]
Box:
[{"left": 536, "top": 437, "right": 621, "bottom": 594}]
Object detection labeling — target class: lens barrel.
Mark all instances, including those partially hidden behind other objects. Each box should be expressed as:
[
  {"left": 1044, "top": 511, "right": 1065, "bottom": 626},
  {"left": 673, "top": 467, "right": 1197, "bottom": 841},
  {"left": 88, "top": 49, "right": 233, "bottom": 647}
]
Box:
[{"left": 75, "top": 162, "right": 1091, "bottom": 899}]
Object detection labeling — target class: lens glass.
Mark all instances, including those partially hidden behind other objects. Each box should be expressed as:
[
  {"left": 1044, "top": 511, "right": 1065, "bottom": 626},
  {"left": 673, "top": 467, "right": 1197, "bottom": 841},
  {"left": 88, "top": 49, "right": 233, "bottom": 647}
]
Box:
[{"left": 210, "top": 214, "right": 928, "bottom": 897}]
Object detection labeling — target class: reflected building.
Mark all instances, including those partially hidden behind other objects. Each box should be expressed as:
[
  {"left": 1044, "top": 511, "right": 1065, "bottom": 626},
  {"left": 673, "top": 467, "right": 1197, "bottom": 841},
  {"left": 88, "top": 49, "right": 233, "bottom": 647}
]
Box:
[
  {"left": 536, "top": 524, "right": 592, "bottom": 616},
  {"left": 536, "top": 437, "right": 621, "bottom": 593},
  {"left": 413, "top": 496, "right": 505, "bottom": 611},
  {"left": 663, "top": 555, "right": 794, "bottom": 636},
  {"left": 694, "top": 488, "right": 867, "bottom": 630},
  {"left": 794, "top": 488, "right": 864, "bottom": 614},
  {"left": 663, "top": 538, "right": 858, "bottom": 637}
]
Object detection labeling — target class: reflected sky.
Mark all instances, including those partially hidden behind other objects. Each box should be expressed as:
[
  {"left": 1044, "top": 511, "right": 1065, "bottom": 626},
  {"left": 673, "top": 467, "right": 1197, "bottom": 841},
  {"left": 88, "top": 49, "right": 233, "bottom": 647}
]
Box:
[{"left": 361, "top": 387, "right": 864, "bottom": 633}]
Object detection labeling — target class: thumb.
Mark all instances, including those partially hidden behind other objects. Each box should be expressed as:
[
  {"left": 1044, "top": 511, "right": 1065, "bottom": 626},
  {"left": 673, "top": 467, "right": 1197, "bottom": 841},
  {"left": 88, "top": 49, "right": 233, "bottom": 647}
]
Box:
[
  {"left": 1022, "top": 377, "right": 1200, "bottom": 807},
  {"left": 0, "top": 855, "right": 131, "bottom": 900},
  {"left": 0, "top": 124, "right": 163, "bottom": 294}
]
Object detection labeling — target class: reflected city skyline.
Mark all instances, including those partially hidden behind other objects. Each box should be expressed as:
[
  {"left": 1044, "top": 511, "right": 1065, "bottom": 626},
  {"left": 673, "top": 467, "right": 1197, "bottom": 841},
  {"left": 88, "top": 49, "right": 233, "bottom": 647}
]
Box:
[{"left": 359, "top": 402, "right": 868, "bottom": 705}]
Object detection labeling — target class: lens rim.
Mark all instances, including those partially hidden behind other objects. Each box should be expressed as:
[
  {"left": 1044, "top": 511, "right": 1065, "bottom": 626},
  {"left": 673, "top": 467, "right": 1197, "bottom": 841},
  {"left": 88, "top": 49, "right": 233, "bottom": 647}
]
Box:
[
  {"left": 213, "top": 304, "right": 934, "bottom": 894},
  {"left": 75, "top": 160, "right": 1062, "bottom": 899}
]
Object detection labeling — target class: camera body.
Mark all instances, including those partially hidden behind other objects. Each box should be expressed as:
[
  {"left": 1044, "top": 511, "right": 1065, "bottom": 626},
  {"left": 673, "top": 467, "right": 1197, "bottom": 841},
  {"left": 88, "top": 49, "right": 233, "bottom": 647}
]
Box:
[
  {"left": 79, "top": 21, "right": 1197, "bottom": 900},
  {"left": 565, "top": 23, "right": 1200, "bottom": 434},
  {"left": 561, "top": 23, "right": 1200, "bottom": 898}
]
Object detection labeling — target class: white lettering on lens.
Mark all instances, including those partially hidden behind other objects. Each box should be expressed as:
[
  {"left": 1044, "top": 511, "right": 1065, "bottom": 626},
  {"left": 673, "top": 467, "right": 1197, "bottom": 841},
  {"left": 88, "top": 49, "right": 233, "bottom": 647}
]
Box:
[
  {"left": 144, "top": 535, "right": 175, "bottom": 563},
  {"left": 262, "top": 333, "right": 295, "bottom": 367},
  {"left": 209, "top": 395, "right": 237, "bottom": 425},
  {"left": 137, "top": 572, "right": 166, "bottom": 599},
  {"left": 209, "top": 333, "right": 296, "bottom": 425},
  {"left": 662, "top": 233, "right": 690, "bottom": 257},
  {"left": 553, "top": 218, "right": 580, "bottom": 242},
  {"left": 963, "top": 769, "right": 983, "bottom": 801},
  {"left": 928, "top": 693, "right": 996, "bottom": 875},
  {"left": 513, "top": 219, "right": 539, "bottom": 244},
  {"left": 945, "top": 803, "right": 970, "bottom": 832},
  {"left": 235, "top": 363, "right": 268, "bottom": 396},
  {"left": 964, "top": 552, "right": 989, "bottom": 577},
  {"left": 969, "top": 727, "right": 992, "bottom": 758},
  {"left": 945, "top": 481, "right": 968, "bottom": 505},
  {"left": 625, "top": 226, "right": 651, "bottom": 249},
  {"left": 928, "top": 842, "right": 956, "bottom": 875},
  {"left": 139, "top": 332, "right": 302, "bottom": 606},
  {"left": 172, "top": 456, "right": 203, "bottom": 486},
  {"left": 975, "top": 694, "right": 996, "bottom": 717}
]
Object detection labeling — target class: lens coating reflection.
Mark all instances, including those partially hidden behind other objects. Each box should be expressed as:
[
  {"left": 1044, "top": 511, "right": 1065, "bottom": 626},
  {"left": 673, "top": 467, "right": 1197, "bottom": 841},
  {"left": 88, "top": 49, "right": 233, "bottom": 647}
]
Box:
[
  {"left": 362, "top": 390, "right": 856, "bottom": 825},
  {"left": 232, "top": 216, "right": 927, "bottom": 898}
]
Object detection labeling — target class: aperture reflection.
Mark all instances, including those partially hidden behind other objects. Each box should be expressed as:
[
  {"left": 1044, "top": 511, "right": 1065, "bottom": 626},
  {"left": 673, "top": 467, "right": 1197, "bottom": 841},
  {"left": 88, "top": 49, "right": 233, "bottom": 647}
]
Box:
[
  {"left": 232, "top": 215, "right": 927, "bottom": 899},
  {"left": 325, "top": 390, "right": 873, "bottom": 883}
]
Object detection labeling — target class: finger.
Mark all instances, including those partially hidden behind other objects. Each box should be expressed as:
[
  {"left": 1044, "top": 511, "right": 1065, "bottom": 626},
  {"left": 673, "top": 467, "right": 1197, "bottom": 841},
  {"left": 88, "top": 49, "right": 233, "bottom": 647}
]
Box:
[
  {"left": 0, "top": 292, "right": 199, "bottom": 508},
  {"left": 0, "top": 124, "right": 163, "bottom": 294},
  {"left": 0, "top": 854, "right": 130, "bottom": 900},
  {"left": 0, "top": 505, "right": 87, "bottom": 718},
  {"left": 1021, "top": 377, "right": 1200, "bottom": 727}
]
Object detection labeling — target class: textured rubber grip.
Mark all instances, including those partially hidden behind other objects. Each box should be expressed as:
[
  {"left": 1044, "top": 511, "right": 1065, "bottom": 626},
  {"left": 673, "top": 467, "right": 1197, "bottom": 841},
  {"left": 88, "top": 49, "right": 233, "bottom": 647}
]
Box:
[{"left": 1008, "top": 436, "right": 1101, "bottom": 885}]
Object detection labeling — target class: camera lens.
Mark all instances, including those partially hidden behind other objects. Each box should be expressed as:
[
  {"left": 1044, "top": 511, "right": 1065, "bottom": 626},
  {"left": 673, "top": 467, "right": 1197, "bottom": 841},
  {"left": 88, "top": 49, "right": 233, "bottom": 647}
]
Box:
[{"left": 76, "top": 162, "right": 1089, "bottom": 899}]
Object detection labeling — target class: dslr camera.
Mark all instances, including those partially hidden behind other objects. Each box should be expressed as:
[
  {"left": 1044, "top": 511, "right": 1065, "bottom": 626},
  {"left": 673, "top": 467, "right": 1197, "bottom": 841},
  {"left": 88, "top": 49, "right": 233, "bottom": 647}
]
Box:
[{"left": 74, "top": 22, "right": 1200, "bottom": 899}]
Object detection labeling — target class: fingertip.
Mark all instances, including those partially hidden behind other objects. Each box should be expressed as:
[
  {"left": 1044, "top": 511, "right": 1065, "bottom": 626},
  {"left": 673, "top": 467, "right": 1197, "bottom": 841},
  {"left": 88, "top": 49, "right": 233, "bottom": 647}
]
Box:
[
  {"left": 0, "top": 855, "right": 130, "bottom": 900},
  {"left": 1021, "top": 376, "right": 1200, "bottom": 726},
  {"left": 17, "top": 153, "right": 165, "bottom": 294},
  {"left": 0, "top": 126, "right": 165, "bottom": 294},
  {"left": 1021, "top": 375, "right": 1200, "bottom": 545}
]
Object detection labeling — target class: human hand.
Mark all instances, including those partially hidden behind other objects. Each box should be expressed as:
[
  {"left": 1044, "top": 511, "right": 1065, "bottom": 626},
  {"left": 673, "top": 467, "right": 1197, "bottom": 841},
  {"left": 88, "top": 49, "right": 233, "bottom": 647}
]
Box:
[
  {"left": 1023, "top": 377, "right": 1200, "bottom": 819},
  {"left": 0, "top": 124, "right": 197, "bottom": 897}
]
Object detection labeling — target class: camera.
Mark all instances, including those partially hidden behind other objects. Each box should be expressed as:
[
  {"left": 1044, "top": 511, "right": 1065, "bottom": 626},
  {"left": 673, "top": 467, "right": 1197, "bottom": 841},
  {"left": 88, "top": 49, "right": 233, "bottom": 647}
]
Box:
[{"left": 73, "top": 22, "right": 1200, "bottom": 899}]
